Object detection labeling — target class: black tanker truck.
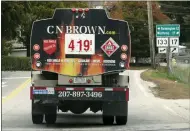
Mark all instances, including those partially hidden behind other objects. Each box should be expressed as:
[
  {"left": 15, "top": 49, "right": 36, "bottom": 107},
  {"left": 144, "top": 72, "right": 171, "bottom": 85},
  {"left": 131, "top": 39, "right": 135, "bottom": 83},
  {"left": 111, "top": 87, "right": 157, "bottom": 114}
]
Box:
[{"left": 30, "top": 8, "right": 131, "bottom": 125}]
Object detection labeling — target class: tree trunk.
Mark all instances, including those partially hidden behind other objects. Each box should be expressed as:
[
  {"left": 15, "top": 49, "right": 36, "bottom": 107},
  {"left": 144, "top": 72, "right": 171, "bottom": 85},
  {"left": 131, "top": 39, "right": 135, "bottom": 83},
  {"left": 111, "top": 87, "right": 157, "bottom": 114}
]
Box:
[
  {"left": 135, "top": 57, "right": 139, "bottom": 66},
  {"left": 26, "top": 35, "right": 30, "bottom": 57}
]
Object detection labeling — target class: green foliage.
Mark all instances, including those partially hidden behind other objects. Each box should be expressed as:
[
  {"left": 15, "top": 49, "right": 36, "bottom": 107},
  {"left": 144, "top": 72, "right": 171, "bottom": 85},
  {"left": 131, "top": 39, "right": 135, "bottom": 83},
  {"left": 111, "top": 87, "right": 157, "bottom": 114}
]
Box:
[
  {"left": 171, "top": 65, "right": 190, "bottom": 84},
  {"left": 159, "top": 2, "right": 190, "bottom": 45},
  {"left": 119, "top": 2, "right": 150, "bottom": 58},
  {"left": 2, "top": 56, "right": 31, "bottom": 71},
  {"left": 20, "top": 1, "right": 88, "bottom": 56},
  {"left": 1, "top": 2, "right": 29, "bottom": 40},
  {"left": 152, "top": 69, "right": 178, "bottom": 81},
  {"left": 2, "top": 39, "right": 13, "bottom": 56},
  {"left": 2, "top": 1, "right": 88, "bottom": 56}
]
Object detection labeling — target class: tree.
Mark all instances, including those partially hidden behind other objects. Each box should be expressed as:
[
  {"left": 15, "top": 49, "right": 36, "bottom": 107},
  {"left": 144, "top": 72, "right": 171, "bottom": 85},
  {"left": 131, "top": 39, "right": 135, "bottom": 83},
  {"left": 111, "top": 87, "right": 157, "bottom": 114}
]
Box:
[
  {"left": 1, "top": 2, "right": 31, "bottom": 56},
  {"left": 2, "top": 39, "right": 12, "bottom": 56},
  {"left": 158, "top": 2, "right": 190, "bottom": 48},
  {"left": 1, "top": 2, "right": 29, "bottom": 40},
  {"left": 108, "top": 1, "right": 171, "bottom": 63},
  {"left": 2, "top": 1, "right": 88, "bottom": 56},
  {"left": 18, "top": 1, "right": 88, "bottom": 56}
]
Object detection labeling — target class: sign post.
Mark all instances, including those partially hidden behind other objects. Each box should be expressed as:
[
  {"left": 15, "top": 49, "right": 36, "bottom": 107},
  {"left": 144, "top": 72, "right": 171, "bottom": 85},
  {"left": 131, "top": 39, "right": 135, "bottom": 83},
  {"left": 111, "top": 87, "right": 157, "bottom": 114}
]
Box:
[{"left": 156, "top": 24, "right": 180, "bottom": 74}]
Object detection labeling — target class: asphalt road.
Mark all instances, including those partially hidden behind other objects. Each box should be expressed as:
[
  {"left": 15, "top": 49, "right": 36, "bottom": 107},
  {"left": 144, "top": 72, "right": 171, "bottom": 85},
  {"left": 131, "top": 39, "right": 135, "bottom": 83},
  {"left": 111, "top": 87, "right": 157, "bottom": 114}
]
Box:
[
  {"left": 2, "top": 71, "right": 190, "bottom": 131},
  {"left": 2, "top": 71, "right": 30, "bottom": 98}
]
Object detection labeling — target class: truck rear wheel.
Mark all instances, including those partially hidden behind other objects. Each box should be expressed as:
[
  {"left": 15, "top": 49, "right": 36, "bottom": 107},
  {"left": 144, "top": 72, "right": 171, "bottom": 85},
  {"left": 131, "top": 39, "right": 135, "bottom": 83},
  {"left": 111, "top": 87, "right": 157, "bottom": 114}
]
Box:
[
  {"left": 102, "top": 115, "right": 114, "bottom": 125},
  {"left": 32, "top": 114, "right": 43, "bottom": 124},
  {"left": 32, "top": 100, "right": 44, "bottom": 124},
  {"left": 45, "top": 106, "right": 57, "bottom": 124},
  {"left": 45, "top": 114, "right": 57, "bottom": 124},
  {"left": 116, "top": 116, "right": 127, "bottom": 125}
]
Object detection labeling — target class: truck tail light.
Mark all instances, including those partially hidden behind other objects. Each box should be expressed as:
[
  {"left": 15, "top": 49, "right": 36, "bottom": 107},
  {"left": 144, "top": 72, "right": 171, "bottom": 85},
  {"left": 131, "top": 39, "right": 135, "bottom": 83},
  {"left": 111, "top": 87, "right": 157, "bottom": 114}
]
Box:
[
  {"left": 72, "top": 8, "right": 89, "bottom": 12},
  {"left": 85, "top": 8, "right": 89, "bottom": 12},
  {"left": 69, "top": 79, "right": 73, "bottom": 83},
  {"left": 78, "top": 8, "right": 83, "bottom": 12},
  {"left": 87, "top": 79, "right": 91, "bottom": 83},
  {"left": 72, "top": 8, "right": 76, "bottom": 12}
]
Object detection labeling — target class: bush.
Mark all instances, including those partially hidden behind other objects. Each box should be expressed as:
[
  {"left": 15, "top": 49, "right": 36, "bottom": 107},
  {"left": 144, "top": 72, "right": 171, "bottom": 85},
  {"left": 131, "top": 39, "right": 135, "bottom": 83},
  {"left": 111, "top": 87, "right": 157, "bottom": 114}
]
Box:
[
  {"left": 2, "top": 39, "right": 12, "bottom": 56},
  {"left": 2, "top": 56, "right": 31, "bottom": 71}
]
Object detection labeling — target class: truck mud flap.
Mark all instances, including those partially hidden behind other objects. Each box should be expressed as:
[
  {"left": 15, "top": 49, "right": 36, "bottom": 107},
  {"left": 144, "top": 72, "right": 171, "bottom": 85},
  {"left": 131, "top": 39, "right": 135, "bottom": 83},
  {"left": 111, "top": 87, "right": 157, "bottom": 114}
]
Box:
[{"left": 30, "top": 87, "right": 129, "bottom": 102}]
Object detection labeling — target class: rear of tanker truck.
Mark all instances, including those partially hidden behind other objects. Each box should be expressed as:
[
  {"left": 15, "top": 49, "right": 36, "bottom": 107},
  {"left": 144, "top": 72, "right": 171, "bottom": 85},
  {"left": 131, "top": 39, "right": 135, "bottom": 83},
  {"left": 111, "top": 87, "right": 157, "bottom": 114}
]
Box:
[{"left": 30, "top": 8, "right": 131, "bottom": 125}]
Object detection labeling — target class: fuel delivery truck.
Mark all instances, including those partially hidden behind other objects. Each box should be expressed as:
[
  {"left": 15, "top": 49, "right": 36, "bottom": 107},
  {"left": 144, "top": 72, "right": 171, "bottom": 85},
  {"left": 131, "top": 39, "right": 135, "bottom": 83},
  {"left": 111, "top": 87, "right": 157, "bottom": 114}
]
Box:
[{"left": 30, "top": 8, "right": 131, "bottom": 125}]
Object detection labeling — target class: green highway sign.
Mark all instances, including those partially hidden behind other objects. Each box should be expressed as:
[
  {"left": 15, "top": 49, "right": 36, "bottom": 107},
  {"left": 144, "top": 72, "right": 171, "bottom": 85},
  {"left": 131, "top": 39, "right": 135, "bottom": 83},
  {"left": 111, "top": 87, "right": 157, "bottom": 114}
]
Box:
[{"left": 156, "top": 24, "right": 180, "bottom": 37}]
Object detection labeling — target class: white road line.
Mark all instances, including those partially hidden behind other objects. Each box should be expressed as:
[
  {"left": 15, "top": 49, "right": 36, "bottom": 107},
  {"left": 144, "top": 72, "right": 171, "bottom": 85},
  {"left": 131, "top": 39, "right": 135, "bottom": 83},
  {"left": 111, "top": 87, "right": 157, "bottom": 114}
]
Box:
[
  {"left": 2, "top": 82, "right": 7, "bottom": 88},
  {"left": 163, "top": 105, "right": 178, "bottom": 115},
  {"left": 135, "top": 72, "right": 149, "bottom": 97},
  {"left": 2, "top": 77, "right": 30, "bottom": 80},
  {"left": 138, "top": 84, "right": 148, "bottom": 97},
  {"left": 2, "top": 82, "right": 7, "bottom": 84},
  {"left": 2, "top": 85, "right": 7, "bottom": 88},
  {"left": 163, "top": 105, "right": 188, "bottom": 121}
]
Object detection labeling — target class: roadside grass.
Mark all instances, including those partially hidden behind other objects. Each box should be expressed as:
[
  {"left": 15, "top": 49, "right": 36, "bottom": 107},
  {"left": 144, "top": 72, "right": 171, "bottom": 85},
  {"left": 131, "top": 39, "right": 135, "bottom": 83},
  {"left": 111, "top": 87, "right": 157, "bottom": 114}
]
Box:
[
  {"left": 141, "top": 68, "right": 190, "bottom": 99},
  {"left": 151, "top": 69, "right": 183, "bottom": 83},
  {"left": 171, "top": 65, "right": 190, "bottom": 84}
]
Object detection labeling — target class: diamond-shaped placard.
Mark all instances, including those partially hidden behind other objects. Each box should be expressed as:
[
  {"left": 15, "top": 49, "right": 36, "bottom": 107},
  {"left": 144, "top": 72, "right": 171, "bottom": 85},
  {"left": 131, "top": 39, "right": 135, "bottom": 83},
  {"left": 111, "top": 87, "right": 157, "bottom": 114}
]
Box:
[{"left": 101, "top": 37, "right": 119, "bottom": 57}]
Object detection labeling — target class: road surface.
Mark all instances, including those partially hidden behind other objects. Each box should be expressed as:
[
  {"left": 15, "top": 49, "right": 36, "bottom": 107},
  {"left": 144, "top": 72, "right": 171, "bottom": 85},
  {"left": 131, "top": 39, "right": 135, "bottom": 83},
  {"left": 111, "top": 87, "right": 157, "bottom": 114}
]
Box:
[{"left": 2, "top": 71, "right": 190, "bottom": 131}]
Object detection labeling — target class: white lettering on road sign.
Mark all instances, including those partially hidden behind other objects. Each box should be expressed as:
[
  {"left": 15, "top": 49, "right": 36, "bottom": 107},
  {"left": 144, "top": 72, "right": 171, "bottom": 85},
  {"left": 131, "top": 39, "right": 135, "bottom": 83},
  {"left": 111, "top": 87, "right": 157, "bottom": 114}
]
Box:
[
  {"left": 169, "top": 37, "right": 179, "bottom": 46},
  {"left": 158, "top": 47, "right": 167, "bottom": 53},
  {"left": 156, "top": 38, "right": 169, "bottom": 47},
  {"left": 170, "top": 47, "right": 178, "bottom": 53},
  {"left": 158, "top": 47, "right": 178, "bottom": 54}
]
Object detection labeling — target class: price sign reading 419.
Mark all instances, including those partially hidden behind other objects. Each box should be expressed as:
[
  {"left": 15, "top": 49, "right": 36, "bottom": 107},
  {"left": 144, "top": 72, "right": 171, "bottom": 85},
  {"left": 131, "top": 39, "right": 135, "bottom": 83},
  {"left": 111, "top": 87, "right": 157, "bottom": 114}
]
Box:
[{"left": 65, "top": 34, "right": 95, "bottom": 55}]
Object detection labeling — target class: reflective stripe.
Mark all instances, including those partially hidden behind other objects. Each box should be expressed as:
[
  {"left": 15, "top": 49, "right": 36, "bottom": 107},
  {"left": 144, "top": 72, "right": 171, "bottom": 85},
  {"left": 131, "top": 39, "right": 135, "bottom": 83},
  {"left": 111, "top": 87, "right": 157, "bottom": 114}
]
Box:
[
  {"left": 32, "top": 86, "right": 128, "bottom": 92},
  {"left": 93, "top": 88, "right": 104, "bottom": 91},
  {"left": 113, "top": 88, "right": 126, "bottom": 91},
  {"left": 126, "top": 88, "right": 129, "bottom": 101},
  {"left": 34, "top": 87, "right": 46, "bottom": 90},
  {"left": 85, "top": 88, "right": 93, "bottom": 91},
  {"left": 66, "top": 88, "right": 74, "bottom": 91},
  {"left": 74, "top": 88, "right": 85, "bottom": 91},
  {"left": 105, "top": 88, "right": 113, "bottom": 91},
  {"left": 54, "top": 87, "right": 66, "bottom": 91}
]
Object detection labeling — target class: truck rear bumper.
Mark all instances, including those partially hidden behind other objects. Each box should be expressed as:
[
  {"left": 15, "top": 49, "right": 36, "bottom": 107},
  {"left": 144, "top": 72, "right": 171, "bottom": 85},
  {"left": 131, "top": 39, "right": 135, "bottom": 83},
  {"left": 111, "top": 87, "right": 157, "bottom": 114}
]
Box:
[{"left": 30, "top": 86, "right": 129, "bottom": 102}]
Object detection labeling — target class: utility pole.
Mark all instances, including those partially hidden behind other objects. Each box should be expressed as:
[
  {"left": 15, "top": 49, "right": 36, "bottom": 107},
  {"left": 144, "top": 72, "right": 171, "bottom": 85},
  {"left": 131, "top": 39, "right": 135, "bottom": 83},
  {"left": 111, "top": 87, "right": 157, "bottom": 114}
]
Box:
[
  {"left": 147, "top": 1, "right": 156, "bottom": 69},
  {"left": 167, "top": 39, "right": 172, "bottom": 74},
  {"left": 88, "top": 1, "right": 92, "bottom": 8}
]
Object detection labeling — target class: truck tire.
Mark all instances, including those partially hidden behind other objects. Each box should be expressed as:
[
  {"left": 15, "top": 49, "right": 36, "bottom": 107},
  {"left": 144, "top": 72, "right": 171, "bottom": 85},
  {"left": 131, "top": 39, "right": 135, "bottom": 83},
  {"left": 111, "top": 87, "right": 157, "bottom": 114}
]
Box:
[
  {"left": 32, "top": 114, "right": 43, "bottom": 124},
  {"left": 116, "top": 116, "right": 127, "bottom": 125},
  {"left": 45, "top": 106, "right": 57, "bottom": 124},
  {"left": 32, "top": 100, "right": 43, "bottom": 124},
  {"left": 45, "top": 114, "right": 57, "bottom": 124},
  {"left": 116, "top": 102, "right": 128, "bottom": 125},
  {"left": 102, "top": 115, "right": 114, "bottom": 125}
]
